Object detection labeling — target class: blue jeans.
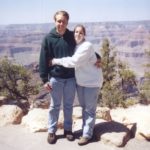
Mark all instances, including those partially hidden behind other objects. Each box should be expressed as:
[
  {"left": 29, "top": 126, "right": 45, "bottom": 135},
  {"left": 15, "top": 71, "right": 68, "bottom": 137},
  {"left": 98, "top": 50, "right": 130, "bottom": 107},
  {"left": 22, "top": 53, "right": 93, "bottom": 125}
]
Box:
[
  {"left": 77, "top": 85, "right": 99, "bottom": 138},
  {"left": 48, "top": 77, "right": 76, "bottom": 133}
]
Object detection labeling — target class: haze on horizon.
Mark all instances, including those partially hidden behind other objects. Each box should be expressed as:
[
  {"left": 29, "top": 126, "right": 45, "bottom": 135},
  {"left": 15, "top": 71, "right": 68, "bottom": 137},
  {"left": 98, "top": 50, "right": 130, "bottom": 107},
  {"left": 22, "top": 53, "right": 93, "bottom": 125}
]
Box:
[{"left": 0, "top": 0, "right": 150, "bottom": 25}]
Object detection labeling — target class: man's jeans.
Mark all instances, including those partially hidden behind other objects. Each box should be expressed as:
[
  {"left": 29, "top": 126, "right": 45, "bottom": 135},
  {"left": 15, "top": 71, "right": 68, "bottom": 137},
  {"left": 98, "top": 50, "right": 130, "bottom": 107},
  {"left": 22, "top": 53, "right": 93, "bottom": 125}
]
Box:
[
  {"left": 48, "top": 77, "right": 76, "bottom": 133},
  {"left": 77, "top": 85, "right": 99, "bottom": 138}
]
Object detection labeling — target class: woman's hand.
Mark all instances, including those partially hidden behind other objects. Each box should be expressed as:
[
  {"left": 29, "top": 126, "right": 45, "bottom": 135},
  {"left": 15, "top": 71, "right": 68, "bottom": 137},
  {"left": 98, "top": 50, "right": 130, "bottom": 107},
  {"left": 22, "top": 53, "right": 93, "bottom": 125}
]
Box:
[{"left": 94, "top": 58, "right": 102, "bottom": 68}]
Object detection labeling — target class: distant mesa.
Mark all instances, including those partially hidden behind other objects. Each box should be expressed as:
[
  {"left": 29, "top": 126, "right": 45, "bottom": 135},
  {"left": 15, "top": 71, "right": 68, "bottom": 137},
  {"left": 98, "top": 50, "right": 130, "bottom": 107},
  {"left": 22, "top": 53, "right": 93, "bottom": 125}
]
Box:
[{"left": 0, "top": 20, "right": 149, "bottom": 77}]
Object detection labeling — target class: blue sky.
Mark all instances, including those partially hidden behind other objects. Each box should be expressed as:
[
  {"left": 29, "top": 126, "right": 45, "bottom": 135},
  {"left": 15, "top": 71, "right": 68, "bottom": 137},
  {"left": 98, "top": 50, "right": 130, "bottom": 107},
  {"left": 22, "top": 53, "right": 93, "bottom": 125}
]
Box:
[{"left": 0, "top": 0, "right": 150, "bottom": 25}]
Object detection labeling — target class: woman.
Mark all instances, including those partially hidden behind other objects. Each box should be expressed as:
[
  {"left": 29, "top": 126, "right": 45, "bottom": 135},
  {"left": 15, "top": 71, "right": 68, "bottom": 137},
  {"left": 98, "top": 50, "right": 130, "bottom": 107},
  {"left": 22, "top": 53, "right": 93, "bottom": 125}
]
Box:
[{"left": 52, "top": 24, "right": 103, "bottom": 145}]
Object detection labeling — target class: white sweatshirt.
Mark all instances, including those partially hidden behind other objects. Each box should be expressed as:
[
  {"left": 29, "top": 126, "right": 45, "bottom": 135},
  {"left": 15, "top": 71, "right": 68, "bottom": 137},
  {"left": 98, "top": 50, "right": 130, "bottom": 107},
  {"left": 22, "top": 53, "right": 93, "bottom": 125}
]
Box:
[{"left": 53, "top": 41, "right": 103, "bottom": 88}]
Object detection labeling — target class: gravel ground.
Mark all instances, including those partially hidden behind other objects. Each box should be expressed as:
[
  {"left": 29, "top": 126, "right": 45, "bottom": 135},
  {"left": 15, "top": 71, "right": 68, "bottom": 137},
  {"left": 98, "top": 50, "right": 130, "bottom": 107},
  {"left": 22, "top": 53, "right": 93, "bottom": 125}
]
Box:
[{"left": 0, "top": 125, "right": 150, "bottom": 150}]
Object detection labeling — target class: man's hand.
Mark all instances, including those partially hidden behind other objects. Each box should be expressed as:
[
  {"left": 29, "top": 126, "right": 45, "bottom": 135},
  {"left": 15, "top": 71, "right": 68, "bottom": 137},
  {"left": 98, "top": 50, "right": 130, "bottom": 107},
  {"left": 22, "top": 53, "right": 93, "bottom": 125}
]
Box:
[
  {"left": 94, "top": 58, "right": 102, "bottom": 68},
  {"left": 43, "top": 82, "right": 52, "bottom": 92},
  {"left": 49, "top": 59, "right": 52, "bottom": 66}
]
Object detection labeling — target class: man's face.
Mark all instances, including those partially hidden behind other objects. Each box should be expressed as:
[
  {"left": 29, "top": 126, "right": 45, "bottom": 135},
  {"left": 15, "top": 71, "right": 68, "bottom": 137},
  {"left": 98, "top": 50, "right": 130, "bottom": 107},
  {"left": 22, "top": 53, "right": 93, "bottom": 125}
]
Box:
[{"left": 55, "top": 14, "right": 68, "bottom": 35}]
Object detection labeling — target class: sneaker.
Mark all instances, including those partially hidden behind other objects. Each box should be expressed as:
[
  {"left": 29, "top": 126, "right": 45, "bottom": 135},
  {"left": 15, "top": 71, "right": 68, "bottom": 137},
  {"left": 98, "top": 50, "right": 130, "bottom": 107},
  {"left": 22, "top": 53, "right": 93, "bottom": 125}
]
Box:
[
  {"left": 78, "top": 136, "right": 91, "bottom": 146},
  {"left": 47, "top": 133, "right": 57, "bottom": 144},
  {"left": 64, "top": 130, "right": 75, "bottom": 141}
]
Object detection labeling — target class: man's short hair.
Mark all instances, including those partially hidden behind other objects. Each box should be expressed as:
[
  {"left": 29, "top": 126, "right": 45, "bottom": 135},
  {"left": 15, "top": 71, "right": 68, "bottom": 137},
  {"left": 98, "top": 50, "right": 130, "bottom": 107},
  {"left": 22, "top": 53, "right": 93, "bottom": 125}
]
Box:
[{"left": 54, "top": 10, "right": 69, "bottom": 21}]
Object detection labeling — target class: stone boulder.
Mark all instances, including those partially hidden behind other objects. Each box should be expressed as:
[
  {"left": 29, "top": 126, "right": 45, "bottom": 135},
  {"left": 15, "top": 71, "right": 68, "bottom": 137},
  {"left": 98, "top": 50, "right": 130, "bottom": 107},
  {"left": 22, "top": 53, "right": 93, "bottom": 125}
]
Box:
[
  {"left": 0, "top": 105, "right": 23, "bottom": 127},
  {"left": 22, "top": 108, "right": 48, "bottom": 132},
  {"left": 111, "top": 104, "right": 150, "bottom": 140}
]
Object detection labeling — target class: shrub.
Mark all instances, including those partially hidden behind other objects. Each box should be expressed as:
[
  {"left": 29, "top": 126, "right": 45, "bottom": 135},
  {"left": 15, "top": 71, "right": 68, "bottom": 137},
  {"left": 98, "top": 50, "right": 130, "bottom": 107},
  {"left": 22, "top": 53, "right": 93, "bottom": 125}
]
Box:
[{"left": 0, "top": 57, "right": 39, "bottom": 110}]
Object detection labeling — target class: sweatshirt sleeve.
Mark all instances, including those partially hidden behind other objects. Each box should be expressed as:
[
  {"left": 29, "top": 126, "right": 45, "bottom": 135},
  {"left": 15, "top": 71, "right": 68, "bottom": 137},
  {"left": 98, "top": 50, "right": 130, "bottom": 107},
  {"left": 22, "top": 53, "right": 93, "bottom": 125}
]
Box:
[
  {"left": 52, "top": 42, "right": 95, "bottom": 68},
  {"left": 39, "top": 37, "right": 49, "bottom": 83}
]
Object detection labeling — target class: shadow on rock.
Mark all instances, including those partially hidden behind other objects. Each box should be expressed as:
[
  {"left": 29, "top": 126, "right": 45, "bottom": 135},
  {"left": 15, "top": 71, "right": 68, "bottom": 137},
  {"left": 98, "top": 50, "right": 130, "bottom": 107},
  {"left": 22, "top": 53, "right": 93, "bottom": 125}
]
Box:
[
  {"left": 74, "top": 121, "right": 137, "bottom": 146},
  {"left": 93, "top": 121, "right": 137, "bottom": 147}
]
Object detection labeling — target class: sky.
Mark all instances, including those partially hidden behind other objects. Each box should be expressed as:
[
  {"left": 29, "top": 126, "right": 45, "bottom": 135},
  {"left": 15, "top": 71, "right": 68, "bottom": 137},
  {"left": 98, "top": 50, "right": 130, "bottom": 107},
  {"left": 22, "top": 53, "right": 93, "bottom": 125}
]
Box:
[{"left": 0, "top": 0, "right": 150, "bottom": 25}]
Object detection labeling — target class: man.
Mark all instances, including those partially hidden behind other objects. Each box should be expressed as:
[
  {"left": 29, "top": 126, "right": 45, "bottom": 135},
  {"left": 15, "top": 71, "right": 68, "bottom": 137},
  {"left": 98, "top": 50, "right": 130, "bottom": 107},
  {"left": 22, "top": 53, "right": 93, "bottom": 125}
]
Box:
[{"left": 39, "top": 10, "right": 76, "bottom": 144}]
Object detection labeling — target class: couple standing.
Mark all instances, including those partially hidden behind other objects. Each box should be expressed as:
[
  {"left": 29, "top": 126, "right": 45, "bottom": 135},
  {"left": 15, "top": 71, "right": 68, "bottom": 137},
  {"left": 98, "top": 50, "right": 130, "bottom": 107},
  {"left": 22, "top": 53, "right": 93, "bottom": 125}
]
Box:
[{"left": 39, "top": 10, "right": 103, "bottom": 146}]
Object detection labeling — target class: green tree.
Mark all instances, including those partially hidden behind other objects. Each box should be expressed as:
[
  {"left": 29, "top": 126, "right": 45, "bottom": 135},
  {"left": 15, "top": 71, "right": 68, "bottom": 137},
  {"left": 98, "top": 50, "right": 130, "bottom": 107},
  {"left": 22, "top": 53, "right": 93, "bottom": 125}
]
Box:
[
  {"left": 0, "top": 57, "right": 38, "bottom": 110},
  {"left": 118, "top": 63, "right": 137, "bottom": 95},
  {"left": 99, "top": 38, "right": 124, "bottom": 108},
  {"left": 101, "top": 38, "right": 116, "bottom": 83},
  {"left": 99, "top": 38, "right": 137, "bottom": 108},
  {"left": 139, "top": 48, "right": 150, "bottom": 104}
]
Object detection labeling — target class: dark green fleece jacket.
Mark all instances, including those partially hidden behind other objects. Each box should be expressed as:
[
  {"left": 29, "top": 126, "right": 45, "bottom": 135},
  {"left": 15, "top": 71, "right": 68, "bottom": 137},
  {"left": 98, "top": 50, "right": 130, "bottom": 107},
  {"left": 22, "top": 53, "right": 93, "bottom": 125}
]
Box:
[{"left": 39, "top": 28, "right": 76, "bottom": 83}]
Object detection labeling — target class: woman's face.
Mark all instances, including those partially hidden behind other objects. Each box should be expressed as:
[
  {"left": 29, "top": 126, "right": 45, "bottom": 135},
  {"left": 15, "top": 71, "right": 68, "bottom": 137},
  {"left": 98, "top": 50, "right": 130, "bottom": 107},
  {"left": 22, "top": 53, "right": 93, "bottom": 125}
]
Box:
[{"left": 74, "top": 27, "right": 85, "bottom": 44}]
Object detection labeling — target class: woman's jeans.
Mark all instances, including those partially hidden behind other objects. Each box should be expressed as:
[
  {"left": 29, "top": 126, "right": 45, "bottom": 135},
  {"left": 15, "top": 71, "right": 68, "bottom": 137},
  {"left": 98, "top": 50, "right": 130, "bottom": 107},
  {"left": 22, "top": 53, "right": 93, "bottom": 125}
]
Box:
[
  {"left": 77, "top": 85, "right": 99, "bottom": 138},
  {"left": 48, "top": 77, "right": 76, "bottom": 133}
]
